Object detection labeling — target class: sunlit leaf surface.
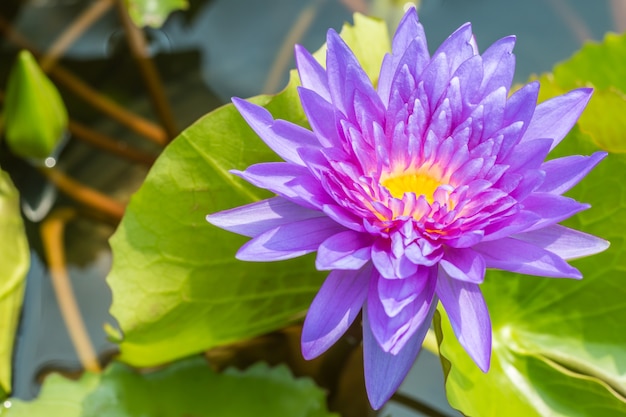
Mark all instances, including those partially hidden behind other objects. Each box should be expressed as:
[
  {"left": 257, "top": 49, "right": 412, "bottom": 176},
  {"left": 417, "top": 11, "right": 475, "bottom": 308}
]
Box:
[
  {"left": 437, "top": 31, "right": 626, "bottom": 417},
  {"left": 1, "top": 373, "right": 98, "bottom": 417},
  {"left": 107, "top": 14, "right": 389, "bottom": 366},
  {"left": 0, "top": 170, "right": 29, "bottom": 397},
  {"left": 536, "top": 32, "right": 626, "bottom": 153}
]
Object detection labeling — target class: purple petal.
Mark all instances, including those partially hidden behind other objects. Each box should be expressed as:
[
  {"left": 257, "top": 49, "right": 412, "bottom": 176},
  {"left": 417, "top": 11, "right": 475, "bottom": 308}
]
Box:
[
  {"left": 481, "top": 210, "right": 542, "bottom": 241},
  {"left": 378, "top": 7, "right": 429, "bottom": 103},
  {"left": 503, "top": 81, "right": 539, "bottom": 140},
  {"left": 236, "top": 216, "right": 345, "bottom": 261},
  {"left": 322, "top": 204, "right": 365, "bottom": 232},
  {"left": 233, "top": 162, "right": 329, "bottom": 210},
  {"left": 504, "top": 138, "right": 553, "bottom": 172},
  {"left": 513, "top": 224, "right": 609, "bottom": 260},
  {"left": 439, "top": 248, "right": 486, "bottom": 283},
  {"left": 302, "top": 265, "right": 372, "bottom": 359},
  {"left": 479, "top": 36, "right": 516, "bottom": 95},
  {"left": 537, "top": 151, "right": 607, "bottom": 195},
  {"left": 522, "top": 88, "right": 592, "bottom": 150},
  {"left": 206, "top": 197, "right": 325, "bottom": 238},
  {"left": 316, "top": 230, "right": 373, "bottom": 270},
  {"left": 367, "top": 267, "right": 436, "bottom": 353},
  {"left": 377, "top": 273, "right": 430, "bottom": 318},
  {"left": 522, "top": 193, "right": 589, "bottom": 231},
  {"left": 294, "top": 44, "right": 330, "bottom": 101},
  {"left": 436, "top": 269, "right": 491, "bottom": 372},
  {"left": 372, "top": 238, "right": 418, "bottom": 279},
  {"left": 232, "top": 98, "right": 319, "bottom": 165},
  {"left": 298, "top": 87, "right": 341, "bottom": 147},
  {"left": 431, "top": 22, "right": 476, "bottom": 76},
  {"left": 326, "top": 29, "right": 381, "bottom": 121},
  {"left": 363, "top": 299, "right": 436, "bottom": 410},
  {"left": 473, "top": 237, "right": 582, "bottom": 278}
]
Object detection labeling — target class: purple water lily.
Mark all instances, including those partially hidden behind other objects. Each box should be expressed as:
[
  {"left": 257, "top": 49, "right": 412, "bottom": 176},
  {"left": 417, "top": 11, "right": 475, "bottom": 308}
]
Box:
[{"left": 207, "top": 7, "right": 609, "bottom": 409}]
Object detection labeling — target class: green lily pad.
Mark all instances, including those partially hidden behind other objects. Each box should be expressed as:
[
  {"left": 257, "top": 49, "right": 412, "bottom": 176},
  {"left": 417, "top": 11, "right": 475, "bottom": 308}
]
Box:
[
  {"left": 0, "top": 170, "right": 29, "bottom": 397},
  {"left": 437, "top": 105, "right": 626, "bottom": 417},
  {"left": 1, "top": 372, "right": 99, "bottom": 417},
  {"left": 82, "top": 358, "right": 337, "bottom": 417},
  {"left": 107, "top": 14, "right": 390, "bottom": 366},
  {"left": 124, "top": 0, "right": 188, "bottom": 28},
  {"left": 3, "top": 50, "right": 68, "bottom": 160},
  {"left": 2, "top": 358, "right": 336, "bottom": 417},
  {"left": 534, "top": 32, "right": 626, "bottom": 153},
  {"left": 436, "top": 29, "right": 626, "bottom": 417}
]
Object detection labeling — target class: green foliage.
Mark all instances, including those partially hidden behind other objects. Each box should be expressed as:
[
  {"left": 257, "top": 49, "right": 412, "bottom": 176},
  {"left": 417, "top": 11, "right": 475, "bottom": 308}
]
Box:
[
  {"left": 1, "top": 373, "right": 99, "bottom": 417},
  {"left": 534, "top": 32, "right": 626, "bottom": 153},
  {"left": 437, "top": 32, "right": 626, "bottom": 417},
  {"left": 83, "top": 358, "right": 337, "bottom": 417},
  {"left": 124, "top": 0, "right": 188, "bottom": 28},
  {"left": 3, "top": 50, "right": 68, "bottom": 160},
  {"left": 1, "top": 358, "right": 337, "bottom": 417},
  {"left": 0, "top": 170, "right": 29, "bottom": 397},
  {"left": 107, "top": 14, "right": 390, "bottom": 366}
]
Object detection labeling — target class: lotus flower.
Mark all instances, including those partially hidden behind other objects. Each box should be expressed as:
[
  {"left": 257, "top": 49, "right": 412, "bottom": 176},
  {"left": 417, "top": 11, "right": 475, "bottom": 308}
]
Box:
[{"left": 207, "top": 7, "right": 609, "bottom": 409}]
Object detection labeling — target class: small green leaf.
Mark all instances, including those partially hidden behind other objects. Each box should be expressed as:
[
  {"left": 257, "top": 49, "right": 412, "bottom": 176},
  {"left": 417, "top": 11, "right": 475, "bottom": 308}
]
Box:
[
  {"left": 534, "top": 32, "right": 626, "bottom": 153},
  {"left": 125, "top": 0, "right": 188, "bottom": 28},
  {"left": 3, "top": 51, "right": 68, "bottom": 160},
  {"left": 1, "top": 373, "right": 99, "bottom": 417},
  {"left": 82, "top": 358, "right": 337, "bottom": 417},
  {"left": 0, "top": 170, "right": 29, "bottom": 396},
  {"left": 107, "top": 14, "right": 390, "bottom": 366}
]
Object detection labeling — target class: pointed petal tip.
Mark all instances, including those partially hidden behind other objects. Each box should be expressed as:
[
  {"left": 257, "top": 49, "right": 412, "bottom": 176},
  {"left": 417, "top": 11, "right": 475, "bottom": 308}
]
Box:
[
  {"left": 569, "top": 86, "right": 594, "bottom": 104},
  {"left": 367, "top": 391, "right": 388, "bottom": 411},
  {"left": 205, "top": 213, "right": 217, "bottom": 225},
  {"left": 301, "top": 342, "right": 321, "bottom": 361},
  {"left": 231, "top": 96, "right": 246, "bottom": 108},
  {"left": 477, "top": 352, "right": 491, "bottom": 373}
]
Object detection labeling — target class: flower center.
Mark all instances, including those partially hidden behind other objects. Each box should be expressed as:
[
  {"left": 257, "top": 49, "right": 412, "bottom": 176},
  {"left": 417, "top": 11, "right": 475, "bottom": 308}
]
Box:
[{"left": 381, "top": 171, "right": 443, "bottom": 203}]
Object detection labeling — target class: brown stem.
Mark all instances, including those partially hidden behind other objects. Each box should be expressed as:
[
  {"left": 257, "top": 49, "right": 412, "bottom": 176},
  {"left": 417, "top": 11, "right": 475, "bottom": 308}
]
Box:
[
  {"left": 49, "top": 66, "right": 168, "bottom": 145},
  {"left": 263, "top": 2, "right": 318, "bottom": 94},
  {"left": 116, "top": 0, "right": 178, "bottom": 141},
  {"left": 41, "top": 208, "right": 101, "bottom": 373},
  {"left": 38, "top": 167, "right": 125, "bottom": 222},
  {"left": 40, "top": 0, "right": 115, "bottom": 72},
  {"left": 611, "top": 0, "right": 626, "bottom": 32},
  {"left": 547, "top": 0, "right": 592, "bottom": 43},
  {"left": 68, "top": 120, "right": 157, "bottom": 166},
  {"left": 0, "top": 15, "right": 168, "bottom": 145},
  {"left": 391, "top": 392, "right": 451, "bottom": 417}
]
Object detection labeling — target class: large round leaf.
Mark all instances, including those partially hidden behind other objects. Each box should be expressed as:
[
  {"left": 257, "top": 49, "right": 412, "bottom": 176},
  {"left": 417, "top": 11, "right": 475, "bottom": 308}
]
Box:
[
  {"left": 107, "top": 13, "right": 390, "bottom": 366},
  {"left": 2, "top": 358, "right": 337, "bottom": 417},
  {"left": 436, "top": 31, "right": 626, "bottom": 417},
  {"left": 436, "top": 133, "right": 626, "bottom": 415}
]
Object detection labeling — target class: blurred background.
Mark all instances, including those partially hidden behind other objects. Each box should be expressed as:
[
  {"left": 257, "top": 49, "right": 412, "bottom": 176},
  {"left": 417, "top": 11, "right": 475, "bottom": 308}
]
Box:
[{"left": 0, "top": 0, "right": 623, "bottom": 416}]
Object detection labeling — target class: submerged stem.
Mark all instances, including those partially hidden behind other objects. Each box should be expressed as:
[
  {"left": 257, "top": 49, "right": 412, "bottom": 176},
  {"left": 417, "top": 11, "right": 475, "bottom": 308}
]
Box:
[
  {"left": 38, "top": 167, "right": 125, "bottom": 222},
  {"left": 115, "top": 0, "right": 178, "bottom": 140},
  {"left": 41, "top": 208, "right": 101, "bottom": 373},
  {"left": 68, "top": 120, "right": 157, "bottom": 166}
]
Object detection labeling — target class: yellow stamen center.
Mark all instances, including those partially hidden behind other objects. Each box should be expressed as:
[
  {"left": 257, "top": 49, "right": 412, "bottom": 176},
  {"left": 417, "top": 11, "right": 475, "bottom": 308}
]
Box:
[{"left": 382, "top": 172, "right": 442, "bottom": 203}]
